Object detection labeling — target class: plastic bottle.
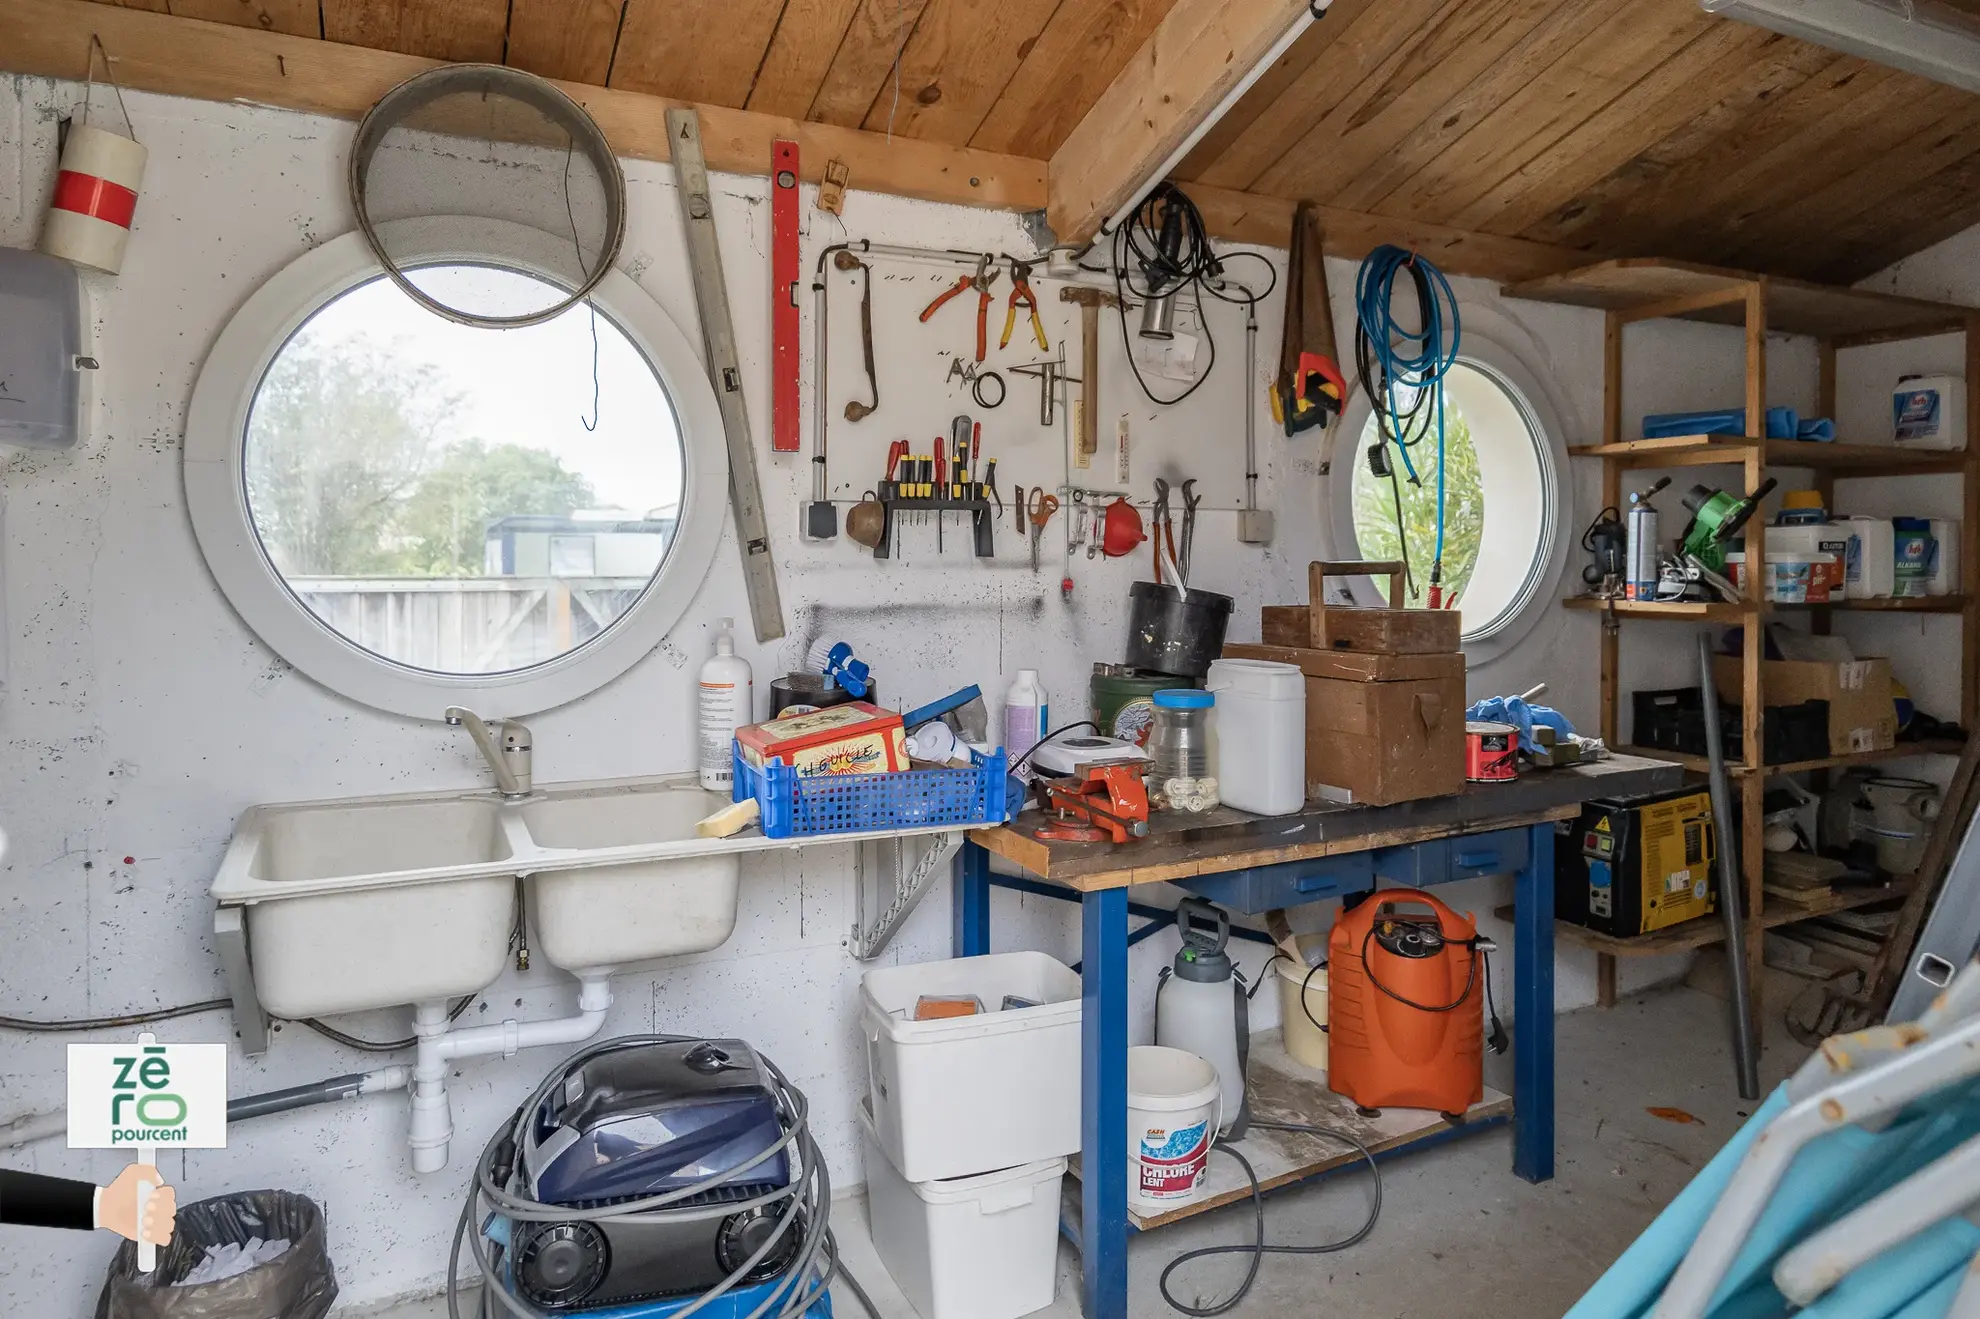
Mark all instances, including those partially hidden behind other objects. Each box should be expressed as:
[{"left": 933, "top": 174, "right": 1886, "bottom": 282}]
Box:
[
  {"left": 1004, "top": 669, "right": 1049, "bottom": 776},
  {"left": 698, "top": 619, "right": 753, "bottom": 792}
]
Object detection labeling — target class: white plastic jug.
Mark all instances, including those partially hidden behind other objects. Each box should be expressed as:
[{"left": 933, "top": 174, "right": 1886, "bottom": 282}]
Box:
[{"left": 1206, "top": 657, "right": 1306, "bottom": 815}]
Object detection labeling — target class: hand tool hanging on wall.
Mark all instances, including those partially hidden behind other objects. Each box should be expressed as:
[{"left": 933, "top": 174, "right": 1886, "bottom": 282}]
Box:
[
  {"left": 1001, "top": 259, "right": 1049, "bottom": 353},
  {"left": 1237, "top": 301, "right": 1274, "bottom": 545},
  {"left": 839, "top": 250, "right": 878, "bottom": 422},
  {"left": 1009, "top": 355, "right": 1069, "bottom": 427},
  {"left": 1151, "top": 479, "right": 1179, "bottom": 587},
  {"left": 1028, "top": 489, "right": 1059, "bottom": 573},
  {"left": 1059, "top": 287, "right": 1119, "bottom": 466},
  {"left": 666, "top": 108, "right": 785, "bottom": 639},
  {"left": 1272, "top": 202, "right": 1345, "bottom": 438},
  {"left": 1178, "top": 478, "right": 1200, "bottom": 581},
  {"left": 920, "top": 254, "right": 999, "bottom": 362},
  {"left": 771, "top": 140, "right": 802, "bottom": 452}
]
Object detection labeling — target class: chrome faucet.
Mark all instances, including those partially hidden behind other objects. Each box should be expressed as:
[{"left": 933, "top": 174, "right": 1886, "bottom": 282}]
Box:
[{"left": 444, "top": 707, "right": 533, "bottom": 799}]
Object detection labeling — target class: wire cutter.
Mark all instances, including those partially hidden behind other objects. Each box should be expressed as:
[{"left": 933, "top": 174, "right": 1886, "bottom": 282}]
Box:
[
  {"left": 1001, "top": 259, "right": 1049, "bottom": 353},
  {"left": 920, "top": 254, "right": 1000, "bottom": 362}
]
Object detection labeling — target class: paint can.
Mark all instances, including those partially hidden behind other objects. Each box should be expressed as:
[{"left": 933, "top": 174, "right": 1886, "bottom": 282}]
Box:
[
  {"left": 1465, "top": 721, "right": 1518, "bottom": 783},
  {"left": 1091, "top": 664, "right": 1179, "bottom": 746},
  {"left": 40, "top": 123, "right": 147, "bottom": 274}
]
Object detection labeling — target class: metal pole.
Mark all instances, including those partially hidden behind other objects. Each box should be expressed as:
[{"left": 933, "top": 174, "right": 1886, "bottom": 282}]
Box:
[{"left": 1699, "top": 630, "right": 1762, "bottom": 1099}]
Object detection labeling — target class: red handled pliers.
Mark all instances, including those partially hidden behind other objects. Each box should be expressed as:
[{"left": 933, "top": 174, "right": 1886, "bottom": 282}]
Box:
[{"left": 920, "top": 253, "right": 1000, "bottom": 362}]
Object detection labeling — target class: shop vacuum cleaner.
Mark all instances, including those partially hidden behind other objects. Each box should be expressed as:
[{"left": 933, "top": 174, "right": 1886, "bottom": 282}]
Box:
[{"left": 447, "top": 1036, "right": 874, "bottom": 1319}]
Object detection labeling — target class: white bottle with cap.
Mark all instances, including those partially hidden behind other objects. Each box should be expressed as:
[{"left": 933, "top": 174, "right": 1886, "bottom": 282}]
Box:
[
  {"left": 698, "top": 619, "right": 753, "bottom": 792},
  {"left": 1004, "top": 669, "right": 1049, "bottom": 777}
]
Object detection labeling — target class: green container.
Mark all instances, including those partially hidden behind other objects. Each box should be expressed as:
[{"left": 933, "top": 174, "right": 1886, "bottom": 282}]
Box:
[{"left": 1091, "top": 664, "right": 1191, "bottom": 746}]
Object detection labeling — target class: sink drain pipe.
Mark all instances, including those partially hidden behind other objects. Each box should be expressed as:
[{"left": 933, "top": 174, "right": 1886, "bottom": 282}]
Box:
[{"left": 409, "top": 973, "right": 614, "bottom": 1174}]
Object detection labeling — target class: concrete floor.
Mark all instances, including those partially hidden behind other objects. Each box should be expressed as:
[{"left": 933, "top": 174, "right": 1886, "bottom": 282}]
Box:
[{"left": 362, "top": 982, "right": 1802, "bottom": 1319}]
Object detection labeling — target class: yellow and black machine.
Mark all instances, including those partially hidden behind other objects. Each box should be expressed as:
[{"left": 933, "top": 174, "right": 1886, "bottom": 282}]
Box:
[{"left": 1557, "top": 788, "right": 1716, "bottom": 937}]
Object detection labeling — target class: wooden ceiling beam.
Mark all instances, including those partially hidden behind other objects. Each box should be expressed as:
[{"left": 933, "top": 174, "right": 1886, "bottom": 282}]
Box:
[
  {"left": 1045, "top": 0, "right": 1312, "bottom": 247},
  {"left": 2, "top": 0, "right": 1042, "bottom": 211}
]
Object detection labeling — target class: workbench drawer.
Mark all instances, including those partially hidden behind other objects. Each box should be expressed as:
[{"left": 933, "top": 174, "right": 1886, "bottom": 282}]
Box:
[
  {"left": 1373, "top": 827, "right": 1530, "bottom": 887},
  {"left": 1172, "top": 851, "right": 1375, "bottom": 914}
]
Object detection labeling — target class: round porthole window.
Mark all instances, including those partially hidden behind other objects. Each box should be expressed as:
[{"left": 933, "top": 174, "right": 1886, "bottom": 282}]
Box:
[
  {"left": 186, "top": 225, "right": 729, "bottom": 720},
  {"left": 1335, "top": 343, "right": 1569, "bottom": 657}
]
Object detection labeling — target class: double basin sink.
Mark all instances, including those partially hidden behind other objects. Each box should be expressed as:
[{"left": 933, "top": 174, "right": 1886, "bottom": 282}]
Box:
[{"left": 212, "top": 775, "right": 769, "bottom": 1020}]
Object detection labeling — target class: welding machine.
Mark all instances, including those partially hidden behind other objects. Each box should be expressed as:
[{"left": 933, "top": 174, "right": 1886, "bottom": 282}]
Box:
[
  {"left": 1557, "top": 788, "right": 1716, "bottom": 937},
  {"left": 461, "top": 1037, "right": 836, "bottom": 1317}
]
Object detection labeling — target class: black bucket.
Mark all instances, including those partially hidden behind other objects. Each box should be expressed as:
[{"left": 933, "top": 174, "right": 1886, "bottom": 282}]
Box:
[{"left": 1124, "top": 581, "right": 1234, "bottom": 680}]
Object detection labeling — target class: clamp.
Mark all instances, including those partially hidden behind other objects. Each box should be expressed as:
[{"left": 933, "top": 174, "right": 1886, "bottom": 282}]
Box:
[{"left": 1001, "top": 259, "right": 1050, "bottom": 353}]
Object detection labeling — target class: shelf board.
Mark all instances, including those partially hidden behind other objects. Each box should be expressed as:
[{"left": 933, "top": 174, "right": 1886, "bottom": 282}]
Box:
[
  {"left": 1563, "top": 595, "right": 1966, "bottom": 617},
  {"left": 1501, "top": 258, "right": 1974, "bottom": 341},
  {"left": 1568, "top": 435, "right": 1970, "bottom": 475},
  {"left": 1612, "top": 740, "right": 1966, "bottom": 778},
  {"left": 1503, "top": 880, "right": 1914, "bottom": 959}
]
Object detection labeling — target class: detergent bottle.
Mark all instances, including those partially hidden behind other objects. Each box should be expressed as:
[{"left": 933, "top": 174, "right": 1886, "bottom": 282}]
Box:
[{"left": 1154, "top": 897, "right": 1248, "bottom": 1136}]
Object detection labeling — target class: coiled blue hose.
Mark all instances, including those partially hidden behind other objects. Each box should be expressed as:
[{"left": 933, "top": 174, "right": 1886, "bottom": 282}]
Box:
[{"left": 1354, "top": 246, "right": 1461, "bottom": 581}]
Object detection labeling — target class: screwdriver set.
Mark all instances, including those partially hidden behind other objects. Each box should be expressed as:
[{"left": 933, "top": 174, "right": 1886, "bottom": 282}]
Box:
[{"left": 872, "top": 414, "right": 999, "bottom": 561}]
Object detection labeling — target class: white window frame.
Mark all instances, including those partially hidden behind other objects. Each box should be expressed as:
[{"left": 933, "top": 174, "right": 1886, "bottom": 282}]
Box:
[
  {"left": 1325, "top": 322, "right": 1573, "bottom": 666},
  {"left": 184, "top": 222, "right": 728, "bottom": 721}
]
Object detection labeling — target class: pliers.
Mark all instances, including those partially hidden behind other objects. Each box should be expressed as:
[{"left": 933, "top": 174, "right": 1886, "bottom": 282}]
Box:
[
  {"left": 1001, "top": 259, "right": 1049, "bottom": 353},
  {"left": 920, "top": 253, "right": 1000, "bottom": 362}
]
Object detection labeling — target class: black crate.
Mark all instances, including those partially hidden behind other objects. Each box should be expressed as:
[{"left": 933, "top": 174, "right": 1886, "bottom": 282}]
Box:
[{"left": 1632, "top": 687, "right": 1829, "bottom": 765}]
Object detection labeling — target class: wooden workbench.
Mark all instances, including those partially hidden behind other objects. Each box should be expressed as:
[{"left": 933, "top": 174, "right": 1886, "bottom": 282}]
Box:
[{"left": 952, "top": 754, "right": 1682, "bottom": 1319}]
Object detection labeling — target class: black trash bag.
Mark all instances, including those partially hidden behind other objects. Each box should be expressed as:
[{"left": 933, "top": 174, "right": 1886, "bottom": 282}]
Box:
[{"left": 95, "top": 1189, "right": 337, "bottom": 1319}]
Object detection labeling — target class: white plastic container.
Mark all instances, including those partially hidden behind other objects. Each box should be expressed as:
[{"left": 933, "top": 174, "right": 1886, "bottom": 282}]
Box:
[
  {"left": 1128, "top": 1046, "right": 1220, "bottom": 1210},
  {"left": 1273, "top": 935, "right": 1330, "bottom": 1074},
  {"left": 862, "top": 951, "right": 1082, "bottom": 1182},
  {"left": 1930, "top": 518, "right": 1961, "bottom": 595},
  {"left": 1205, "top": 658, "right": 1306, "bottom": 816},
  {"left": 1893, "top": 375, "right": 1966, "bottom": 450},
  {"left": 1840, "top": 515, "right": 1896, "bottom": 599},
  {"left": 697, "top": 618, "right": 752, "bottom": 792},
  {"left": 1003, "top": 669, "right": 1048, "bottom": 778},
  {"left": 861, "top": 1103, "right": 1065, "bottom": 1319},
  {"left": 1763, "top": 523, "right": 1849, "bottom": 596}
]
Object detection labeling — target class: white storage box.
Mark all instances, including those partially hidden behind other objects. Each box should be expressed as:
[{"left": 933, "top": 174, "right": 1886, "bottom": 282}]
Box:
[
  {"left": 862, "top": 951, "right": 1082, "bottom": 1182},
  {"left": 1893, "top": 375, "right": 1966, "bottom": 449},
  {"left": 1206, "top": 657, "right": 1306, "bottom": 816},
  {"left": 862, "top": 1102, "right": 1065, "bottom": 1319}
]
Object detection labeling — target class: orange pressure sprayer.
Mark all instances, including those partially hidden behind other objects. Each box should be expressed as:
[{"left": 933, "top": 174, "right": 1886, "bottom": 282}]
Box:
[{"left": 1327, "top": 888, "right": 1503, "bottom": 1116}]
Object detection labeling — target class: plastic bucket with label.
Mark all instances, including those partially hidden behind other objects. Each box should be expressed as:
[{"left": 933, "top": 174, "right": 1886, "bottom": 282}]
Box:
[{"left": 1127, "top": 1045, "right": 1221, "bottom": 1210}]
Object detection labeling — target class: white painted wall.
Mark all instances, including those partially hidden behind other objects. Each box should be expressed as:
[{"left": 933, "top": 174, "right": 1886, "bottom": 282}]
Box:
[{"left": 0, "top": 74, "right": 1849, "bottom": 1311}]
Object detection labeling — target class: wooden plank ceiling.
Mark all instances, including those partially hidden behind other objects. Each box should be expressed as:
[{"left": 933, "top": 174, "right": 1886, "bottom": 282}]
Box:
[{"left": 84, "top": 0, "right": 1980, "bottom": 281}]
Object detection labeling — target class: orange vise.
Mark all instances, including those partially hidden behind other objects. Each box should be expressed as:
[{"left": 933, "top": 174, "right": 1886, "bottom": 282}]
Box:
[{"left": 1032, "top": 763, "right": 1150, "bottom": 844}]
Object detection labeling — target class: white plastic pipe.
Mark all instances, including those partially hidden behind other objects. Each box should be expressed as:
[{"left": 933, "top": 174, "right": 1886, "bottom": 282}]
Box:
[{"left": 408, "top": 974, "right": 613, "bottom": 1174}]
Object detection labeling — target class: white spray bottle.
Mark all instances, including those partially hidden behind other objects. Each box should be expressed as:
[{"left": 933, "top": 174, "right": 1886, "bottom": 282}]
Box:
[{"left": 698, "top": 619, "right": 753, "bottom": 792}]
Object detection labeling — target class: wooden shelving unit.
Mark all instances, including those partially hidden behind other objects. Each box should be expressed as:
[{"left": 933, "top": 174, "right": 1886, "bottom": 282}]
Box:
[{"left": 1505, "top": 258, "right": 1980, "bottom": 1020}]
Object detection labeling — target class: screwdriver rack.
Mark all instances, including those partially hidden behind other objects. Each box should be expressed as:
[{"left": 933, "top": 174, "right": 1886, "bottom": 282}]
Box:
[{"left": 873, "top": 493, "right": 996, "bottom": 559}]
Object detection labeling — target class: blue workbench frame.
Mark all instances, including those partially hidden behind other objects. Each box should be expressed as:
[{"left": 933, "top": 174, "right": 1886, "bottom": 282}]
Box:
[{"left": 952, "top": 819, "right": 1557, "bottom": 1319}]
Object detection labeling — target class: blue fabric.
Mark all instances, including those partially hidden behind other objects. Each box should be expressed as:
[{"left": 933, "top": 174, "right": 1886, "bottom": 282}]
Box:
[
  {"left": 1797, "top": 418, "right": 1837, "bottom": 442},
  {"left": 1465, "top": 696, "right": 1573, "bottom": 750},
  {"left": 1641, "top": 408, "right": 1812, "bottom": 440},
  {"left": 1568, "top": 1077, "right": 1980, "bottom": 1319}
]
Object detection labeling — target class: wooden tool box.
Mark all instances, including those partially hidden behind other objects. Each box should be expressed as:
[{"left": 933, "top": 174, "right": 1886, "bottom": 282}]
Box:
[{"left": 1227, "top": 561, "right": 1465, "bottom": 806}]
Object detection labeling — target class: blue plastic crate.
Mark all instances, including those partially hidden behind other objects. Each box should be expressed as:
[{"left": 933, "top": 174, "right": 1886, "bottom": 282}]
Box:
[{"left": 734, "top": 746, "right": 1011, "bottom": 839}]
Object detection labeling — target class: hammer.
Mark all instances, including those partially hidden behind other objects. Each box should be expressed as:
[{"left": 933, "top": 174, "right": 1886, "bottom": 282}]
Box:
[{"left": 1058, "top": 286, "right": 1120, "bottom": 465}]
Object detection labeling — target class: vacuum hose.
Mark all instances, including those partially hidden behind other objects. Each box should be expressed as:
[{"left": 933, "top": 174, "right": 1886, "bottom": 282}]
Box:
[{"left": 447, "top": 1034, "right": 875, "bottom": 1319}]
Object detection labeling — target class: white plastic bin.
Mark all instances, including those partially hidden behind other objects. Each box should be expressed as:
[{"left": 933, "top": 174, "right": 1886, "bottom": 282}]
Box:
[
  {"left": 861, "top": 1102, "right": 1065, "bottom": 1319},
  {"left": 1205, "top": 657, "right": 1306, "bottom": 816},
  {"left": 862, "top": 951, "right": 1082, "bottom": 1182}
]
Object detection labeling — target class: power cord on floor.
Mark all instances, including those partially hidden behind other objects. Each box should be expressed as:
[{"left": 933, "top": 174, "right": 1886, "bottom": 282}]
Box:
[{"left": 1159, "top": 1121, "right": 1384, "bottom": 1317}]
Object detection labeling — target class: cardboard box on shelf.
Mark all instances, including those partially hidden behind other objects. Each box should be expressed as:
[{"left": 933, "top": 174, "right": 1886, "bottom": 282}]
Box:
[
  {"left": 1223, "top": 643, "right": 1464, "bottom": 805},
  {"left": 735, "top": 701, "right": 909, "bottom": 776},
  {"left": 1711, "top": 655, "right": 1895, "bottom": 757}
]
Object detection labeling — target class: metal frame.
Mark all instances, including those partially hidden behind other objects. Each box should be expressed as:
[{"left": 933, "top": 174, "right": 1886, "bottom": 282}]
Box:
[
  {"left": 213, "top": 905, "right": 269, "bottom": 1056},
  {"left": 953, "top": 817, "right": 1558, "bottom": 1319}
]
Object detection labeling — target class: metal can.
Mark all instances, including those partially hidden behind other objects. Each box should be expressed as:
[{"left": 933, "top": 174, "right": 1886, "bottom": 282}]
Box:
[
  {"left": 1465, "top": 721, "right": 1518, "bottom": 783},
  {"left": 1625, "top": 499, "right": 1660, "bottom": 600}
]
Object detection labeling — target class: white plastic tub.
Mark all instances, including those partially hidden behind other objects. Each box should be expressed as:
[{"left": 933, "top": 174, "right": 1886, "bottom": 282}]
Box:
[
  {"left": 1206, "top": 657, "right": 1306, "bottom": 816},
  {"left": 1127, "top": 1046, "right": 1220, "bottom": 1210},
  {"left": 862, "top": 951, "right": 1082, "bottom": 1182},
  {"left": 861, "top": 1103, "right": 1064, "bottom": 1319}
]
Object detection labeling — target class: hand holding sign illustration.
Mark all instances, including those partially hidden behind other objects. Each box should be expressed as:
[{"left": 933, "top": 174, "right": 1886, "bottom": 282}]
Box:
[{"left": 98, "top": 1163, "right": 177, "bottom": 1246}]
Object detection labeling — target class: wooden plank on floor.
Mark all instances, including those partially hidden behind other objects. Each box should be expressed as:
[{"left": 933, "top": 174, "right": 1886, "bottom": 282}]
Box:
[
  {"left": 746, "top": 0, "right": 864, "bottom": 119},
  {"left": 1357, "top": 0, "right": 1713, "bottom": 227},
  {"left": 320, "top": 0, "right": 506, "bottom": 62},
  {"left": 807, "top": 0, "right": 932, "bottom": 126},
  {"left": 1187, "top": 0, "right": 1453, "bottom": 193},
  {"left": 1171, "top": 0, "right": 1366, "bottom": 181},
  {"left": 610, "top": 0, "right": 788, "bottom": 105},
  {"left": 505, "top": 0, "right": 623, "bottom": 84},
  {"left": 970, "top": 0, "right": 1178, "bottom": 159},
  {"left": 1237, "top": 0, "right": 1561, "bottom": 206},
  {"left": 859, "top": 0, "right": 1064, "bottom": 145}
]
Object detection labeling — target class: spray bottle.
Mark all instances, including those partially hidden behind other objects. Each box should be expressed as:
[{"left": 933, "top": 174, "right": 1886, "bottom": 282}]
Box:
[
  {"left": 1625, "top": 477, "right": 1671, "bottom": 601},
  {"left": 698, "top": 619, "right": 753, "bottom": 792}
]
